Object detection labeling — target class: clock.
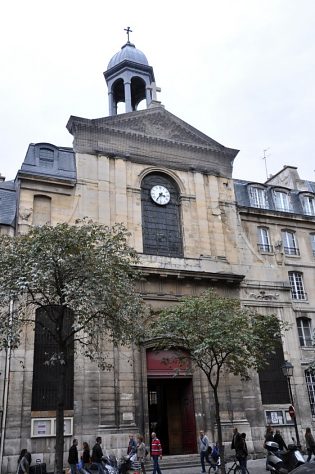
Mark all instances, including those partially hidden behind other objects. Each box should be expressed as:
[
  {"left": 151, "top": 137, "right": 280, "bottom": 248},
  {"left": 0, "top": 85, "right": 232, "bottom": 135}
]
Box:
[{"left": 150, "top": 185, "right": 170, "bottom": 205}]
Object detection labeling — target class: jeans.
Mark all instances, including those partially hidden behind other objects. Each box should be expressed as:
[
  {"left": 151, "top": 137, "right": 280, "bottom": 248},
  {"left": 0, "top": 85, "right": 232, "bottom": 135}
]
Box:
[
  {"left": 94, "top": 462, "right": 105, "bottom": 474},
  {"left": 69, "top": 465, "right": 77, "bottom": 474},
  {"left": 200, "top": 450, "right": 208, "bottom": 472},
  {"left": 238, "top": 456, "right": 247, "bottom": 474},
  {"left": 152, "top": 455, "right": 162, "bottom": 474}
]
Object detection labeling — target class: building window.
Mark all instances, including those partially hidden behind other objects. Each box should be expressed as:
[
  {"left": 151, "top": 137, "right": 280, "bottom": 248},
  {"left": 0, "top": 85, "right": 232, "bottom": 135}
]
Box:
[
  {"left": 297, "top": 318, "right": 313, "bottom": 347},
  {"left": 39, "top": 147, "right": 54, "bottom": 168},
  {"left": 273, "top": 190, "right": 292, "bottom": 212},
  {"left": 289, "top": 272, "right": 307, "bottom": 300},
  {"left": 282, "top": 230, "right": 299, "bottom": 256},
  {"left": 141, "top": 173, "right": 183, "bottom": 257},
  {"left": 305, "top": 370, "right": 315, "bottom": 417},
  {"left": 259, "top": 343, "right": 290, "bottom": 404},
  {"left": 249, "top": 186, "right": 268, "bottom": 209},
  {"left": 257, "top": 227, "right": 272, "bottom": 252},
  {"left": 32, "top": 306, "right": 74, "bottom": 411},
  {"left": 302, "top": 194, "right": 315, "bottom": 216},
  {"left": 310, "top": 234, "right": 315, "bottom": 257},
  {"left": 33, "top": 195, "right": 51, "bottom": 226}
]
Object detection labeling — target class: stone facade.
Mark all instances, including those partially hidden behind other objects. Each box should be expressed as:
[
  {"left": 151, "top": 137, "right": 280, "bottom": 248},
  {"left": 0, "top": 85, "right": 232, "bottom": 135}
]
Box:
[{"left": 0, "top": 42, "right": 315, "bottom": 473}]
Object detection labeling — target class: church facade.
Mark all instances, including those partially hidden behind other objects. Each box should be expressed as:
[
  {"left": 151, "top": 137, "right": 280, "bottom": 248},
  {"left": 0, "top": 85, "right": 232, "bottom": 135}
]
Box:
[{"left": 0, "top": 38, "right": 315, "bottom": 472}]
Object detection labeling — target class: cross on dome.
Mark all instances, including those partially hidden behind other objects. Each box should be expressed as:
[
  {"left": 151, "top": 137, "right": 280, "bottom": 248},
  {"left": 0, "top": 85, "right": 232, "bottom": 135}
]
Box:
[{"left": 124, "top": 26, "right": 133, "bottom": 43}]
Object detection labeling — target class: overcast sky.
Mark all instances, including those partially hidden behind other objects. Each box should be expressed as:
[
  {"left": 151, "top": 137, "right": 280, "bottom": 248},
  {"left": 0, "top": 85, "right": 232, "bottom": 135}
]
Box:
[{"left": 1, "top": 0, "right": 314, "bottom": 182}]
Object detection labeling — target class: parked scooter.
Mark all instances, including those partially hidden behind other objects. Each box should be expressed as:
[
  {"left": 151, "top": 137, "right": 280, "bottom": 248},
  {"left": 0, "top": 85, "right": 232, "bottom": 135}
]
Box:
[{"left": 266, "top": 440, "right": 305, "bottom": 473}]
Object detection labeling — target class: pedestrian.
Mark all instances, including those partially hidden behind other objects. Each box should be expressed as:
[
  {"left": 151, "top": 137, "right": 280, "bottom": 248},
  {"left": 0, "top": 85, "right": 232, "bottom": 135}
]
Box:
[
  {"left": 274, "top": 430, "right": 287, "bottom": 451},
  {"left": 231, "top": 427, "right": 242, "bottom": 452},
  {"left": 81, "top": 442, "right": 91, "bottom": 469},
  {"left": 264, "top": 426, "right": 274, "bottom": 470},
  {"left": 17, "top": 449, "right": 32, "bottom": 474},
  {"left": 236, "top": 433, "right": 248, "bottom": 474},
  {"left": 151, "top": 432, "right": 162, "bottom": 474},
  {"left": 305, "top": 427, "right": 315, "bottom": 462},
  {"left": 68, "top": 439, "right": 78, "bottom": 474},
  {"left": 91, "top": 436, "right": 104, "bottom": 474},
  {"left": 199, "top": 430, "right": 209, "bottom": 474},
  {"left": 127, "top": 434, "right": 137, "bottom": 456},
  {"left": 136, "top": 434, "right": 146, "bottom": 474},
  {"left": 208, "top": 442, "right": 220, "bottom": 472}
]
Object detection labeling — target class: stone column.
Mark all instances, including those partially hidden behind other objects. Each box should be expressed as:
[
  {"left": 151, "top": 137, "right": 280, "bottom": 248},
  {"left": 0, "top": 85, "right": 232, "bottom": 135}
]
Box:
[{"left": 124, "top": 81, "right": 132, "bottom": 113}]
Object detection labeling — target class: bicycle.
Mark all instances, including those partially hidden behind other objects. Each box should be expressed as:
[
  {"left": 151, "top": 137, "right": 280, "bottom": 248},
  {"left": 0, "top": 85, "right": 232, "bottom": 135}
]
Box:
[
  {"left": 226, "top": 458, "right": 250, "bottom": 474},
  {"left": 208, "top": 457, "right": 221, "bottom": 473}
]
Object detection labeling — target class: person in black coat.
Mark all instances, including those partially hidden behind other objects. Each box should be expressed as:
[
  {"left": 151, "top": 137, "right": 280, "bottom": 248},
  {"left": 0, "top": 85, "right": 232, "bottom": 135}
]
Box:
[
  {"left": 68, "top": 439, "right": 78, "bottom": 474},
  {"left": 91, "top": 437, "right": 104, "bottom": 474},
  {"left": 274, "top": 430, "right": 287, "bottom": 451}
]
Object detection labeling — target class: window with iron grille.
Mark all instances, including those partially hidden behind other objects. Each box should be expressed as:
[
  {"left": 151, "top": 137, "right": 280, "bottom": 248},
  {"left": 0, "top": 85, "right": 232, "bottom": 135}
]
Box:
[
  {"left": 257, "top": 227, "right": 272, "bottom": 252},
  {"left": 259, "top": 343, "right": 290, "bottom": 404},
  {"left": 32, "top": 306, "right": 74, "bottom": 411},
  {"left": 305, "top": 370, "right": 315, "bottom": 417},
  {"left": 302, "top": 195, "right": 315, "bottom": 216},
  {"left": 297, "top": 318, "right": 313, "bottom": 347},
  {"left": 273, "top": 190, "right": 292, "bottom": 212},
  {"left": 249, "top": 186, "right": 268, "bottom": 209},
  {"left": 282, "top": 230, "right": 299, "bottom": 256},
  {"left": 141, "top": 173, "right": 183, "bottom": 257},
  {"left": 310, "top": 234, "right": 315, "bottom": 257},
  {"left": 289, "top": 272, "right": 306, "bottom": 300}
]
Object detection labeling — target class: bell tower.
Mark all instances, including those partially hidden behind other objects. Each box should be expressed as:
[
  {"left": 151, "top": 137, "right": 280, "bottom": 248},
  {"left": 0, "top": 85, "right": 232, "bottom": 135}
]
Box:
[{"left": 104, "top": 27, "right": 158, "bottom": 115}]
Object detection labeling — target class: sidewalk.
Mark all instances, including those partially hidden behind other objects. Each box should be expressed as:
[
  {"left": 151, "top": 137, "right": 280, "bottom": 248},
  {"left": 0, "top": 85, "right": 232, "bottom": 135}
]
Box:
[{"left": 157, "top": 457, "right": 266, "bottom": 474}]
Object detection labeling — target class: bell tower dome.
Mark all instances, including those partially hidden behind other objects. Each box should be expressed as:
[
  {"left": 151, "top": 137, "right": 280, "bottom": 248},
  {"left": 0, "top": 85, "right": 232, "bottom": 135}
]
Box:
[{"left": 104, "top": 28, "right": 158, "bottom": 115}]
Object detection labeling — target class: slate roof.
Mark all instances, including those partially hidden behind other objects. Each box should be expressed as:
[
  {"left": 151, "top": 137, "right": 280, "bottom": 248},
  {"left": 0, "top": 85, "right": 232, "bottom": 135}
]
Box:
[
  {"left": 234, "top": 179, "right": 315, "bottom": 217},
  {"left": 18, "top": 143, "right": 76, "bottom": 184},
  {"left": 0, "top": 180, "right": 16, "bottom": 227}
]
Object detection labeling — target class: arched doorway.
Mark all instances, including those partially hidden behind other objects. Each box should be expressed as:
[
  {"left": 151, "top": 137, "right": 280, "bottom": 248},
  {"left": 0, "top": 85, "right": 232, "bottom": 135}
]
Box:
[{"left": 146, "top": 350, "right": 197, "bottom": 454}]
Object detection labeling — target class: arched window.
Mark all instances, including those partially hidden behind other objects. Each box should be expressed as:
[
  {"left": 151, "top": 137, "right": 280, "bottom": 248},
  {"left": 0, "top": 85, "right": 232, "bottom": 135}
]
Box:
[
  {"left": 248, "top": 185, "right": 268, "bottom": 209},
  {"left": 273, "top": 189, "right": 292, "bottom": 212},
  {"left": 297, "top": 317, "right": 312, "bottom": 347},
  {"left": 288, "top": 272, "right": 306, "bottom": 300},
  {"left": 33, "top": 195, "right": 51, "bottom": 226},
  {"left": 141, "top": 173, "right": 183, "bottom": 257},
  {"left": 257, "top": 227, "right": 272, "bottom": 253},
  {"left": 305, "top": 370, "right": 315, "bottom": 416},
  {"left": 301, "top": 193, "right": 315, "bottom": 216},
  {"left": 282, "top": 230, "right": 299, "bottom": 256}
]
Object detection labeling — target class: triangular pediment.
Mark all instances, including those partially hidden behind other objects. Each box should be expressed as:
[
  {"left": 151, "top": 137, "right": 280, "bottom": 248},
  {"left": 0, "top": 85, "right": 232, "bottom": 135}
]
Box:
[
  {"left": 67, "top": 107, "right": 239, "bottom": 178},
  {"left": 94, "top": 107, "right": 224, "bottom": 150},
  {"left": 68, "top": 107, "right": 237, "bottom": 157}
]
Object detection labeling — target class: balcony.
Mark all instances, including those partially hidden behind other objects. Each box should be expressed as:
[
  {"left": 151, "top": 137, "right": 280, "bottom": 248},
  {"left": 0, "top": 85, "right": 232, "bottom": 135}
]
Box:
[
  {"left": 284, "top": 246, "right": 300, "bottom": 256},
  {"left": 257, "top": 243, "right": 273, "bottom": 253}
]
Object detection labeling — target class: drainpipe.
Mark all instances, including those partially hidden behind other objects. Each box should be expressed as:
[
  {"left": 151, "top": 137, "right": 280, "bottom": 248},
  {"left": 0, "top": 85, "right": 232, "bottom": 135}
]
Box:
[{"left": 0, "top": 300, "right": 13, "bottom": 474}]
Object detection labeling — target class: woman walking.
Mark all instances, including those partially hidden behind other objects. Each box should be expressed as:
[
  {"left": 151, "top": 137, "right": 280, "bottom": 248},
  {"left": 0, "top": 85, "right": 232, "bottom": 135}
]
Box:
[{"left": 136, "top": 435, "right": 146, "bottom": 474}]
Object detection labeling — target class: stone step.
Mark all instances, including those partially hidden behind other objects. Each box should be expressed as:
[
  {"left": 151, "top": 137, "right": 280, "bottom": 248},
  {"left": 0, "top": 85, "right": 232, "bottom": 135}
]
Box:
[{"left": 145, "top": 454, "right": 200, "bottom": 470}]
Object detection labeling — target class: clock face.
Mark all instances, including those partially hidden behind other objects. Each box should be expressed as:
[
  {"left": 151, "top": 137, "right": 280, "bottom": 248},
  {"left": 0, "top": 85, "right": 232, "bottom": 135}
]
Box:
[{"left": 150, "top": 185, "right": 170, "bottom": 205}]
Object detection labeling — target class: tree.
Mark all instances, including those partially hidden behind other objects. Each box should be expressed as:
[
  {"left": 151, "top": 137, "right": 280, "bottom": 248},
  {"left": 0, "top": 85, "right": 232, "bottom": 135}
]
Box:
[
  {"left": 149, "top": 289, "right": 287, "bottom": 473},
  {"left": 0, "top": 221, "right": 143, "bottom": 474}
]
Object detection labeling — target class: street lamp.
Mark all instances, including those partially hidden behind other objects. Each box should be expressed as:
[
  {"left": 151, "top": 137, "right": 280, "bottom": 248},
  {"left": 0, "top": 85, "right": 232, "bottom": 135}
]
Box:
[{"left": 281, "top": 360, "right": 301, "bottom": 448}]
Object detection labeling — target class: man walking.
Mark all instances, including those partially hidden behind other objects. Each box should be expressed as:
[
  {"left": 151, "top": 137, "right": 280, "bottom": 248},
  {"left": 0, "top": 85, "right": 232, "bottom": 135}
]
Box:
[
  {"left": 199, "top": 430, "right": 209, "bottom": 474},
  {"left": 151, "top": 432, "right": 162, "bottom": 474},
  {"left": 68, "top": 439, "right": 78, "bottom": 474},
  {"left": 91, "top": 437, "right": 104, "bottom": 474}
]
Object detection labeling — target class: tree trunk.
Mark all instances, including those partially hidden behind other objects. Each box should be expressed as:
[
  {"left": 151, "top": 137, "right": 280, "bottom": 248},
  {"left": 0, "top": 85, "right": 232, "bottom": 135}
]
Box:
[
  {"left": 213, "top": 386, "right": 226, "bottom": 474},
  {"left": 55, "top": 361, "right": 66, "bottom": 474}
]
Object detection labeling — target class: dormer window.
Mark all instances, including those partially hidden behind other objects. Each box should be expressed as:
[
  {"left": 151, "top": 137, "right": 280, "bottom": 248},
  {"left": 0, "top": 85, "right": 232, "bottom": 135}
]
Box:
[
  {"left": 39, "top": 147, "right": 54, "bottom": 168},
  {"left": 301, "top": 194, "right": 315, "bottom": 216},
  {"left": 273, "top": 189, "right": 292, "bottom": 212},
  {"left": 248, "top": 186, "right": 268, "bottom": 209}
]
